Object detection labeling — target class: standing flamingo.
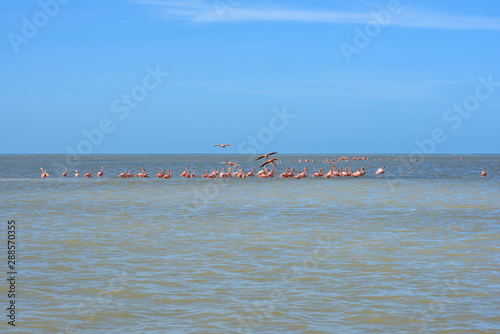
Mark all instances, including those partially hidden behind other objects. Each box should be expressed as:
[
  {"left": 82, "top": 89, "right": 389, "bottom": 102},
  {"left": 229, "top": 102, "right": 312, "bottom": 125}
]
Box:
[
  {"left": 85, "top": 169, "right": 93, "bottom": 178},
  {"left": 40, "top": 168, "right": 49, "bottom": 178},
  {"left": 246, "top": 168, "right": 256, "bottom": 177},
  {"left": 157, "top": 169, "right": 165, "bottom": 178},
  {"left": 295, "top": 167, "right": 308, "bottom": 179},
  {"left": 481, "top": 168, "right": 487, "bottom": 177},
  {"left": 313, "top": 168, "right": 324, "bottom": 177},
  {"left": 62, "top": 169, "right": 67, "bottom": 177},
  {"left": 280, "top": 167, "right": 289, "bottom": 178},
  {"left": 97, "top": 166, "right": 104, "bottom": 177},
  {"left": 375, "top": 166, "right": 385, "bottom": 175},
  {"left": 136, "top": 168, "right": 146, "bottom": 177}
]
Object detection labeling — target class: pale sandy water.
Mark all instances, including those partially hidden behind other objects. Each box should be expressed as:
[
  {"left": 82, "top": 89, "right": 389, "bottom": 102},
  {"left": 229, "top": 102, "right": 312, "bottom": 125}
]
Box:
[{"left": 1, "top": 154, "right": 499, "bottom": 333}]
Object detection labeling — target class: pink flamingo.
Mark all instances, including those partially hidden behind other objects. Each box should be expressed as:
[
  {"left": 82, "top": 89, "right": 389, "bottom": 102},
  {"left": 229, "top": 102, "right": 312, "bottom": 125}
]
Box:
[
  {"left": 375, "top": 166, "right": 385, "bottom": 175},
  {"left": 181, "top": 167, "right": 190, "bottom": 178},
  {"left": 260, "top": 158, "right": 280, "bottom": 168},
  {"left": 246, "top": 168, "right": 256, "bottom": 177},
  {"left": 324, "top": 166, "right": 334, "bottom": 178},
  {"left": 256, "top": 152, "right": 278, "bottom": 161},
  {"left": 481, "top": 168, "right": 487, "bottom": 177},
  {"left": 257, "top": 168, "right": 268, "bottom": 176},
  {"left": 295, "top": 167, "right": 308, "bottom": 179},
  {"left": 221, "top": 167, "right": 232, "bottom": 178},
  {"left": 119, "top": 170, "right": 128, "bottom": 178},
  {"left": 74, "top": 170, "right": 79, "bottom": 177},
  {"left": 258, "top": 171, "right": 270, "bottom": 178},
  {"left": 214, "top": 144, "right": 234, "bottom": 149},
  {"left": 163, "top": 170, "right": 173, "bottom": 179},
  {"left": 157, "top": 169, "right": 165, "bottom": 178},
  {"left": 40, "top": 168, "right": 49, "bottom": 178},
  {"left": 85, "top": 169, "right": 93, "bottom": 178},
  {"left": 313, "top": 168, "right": 324, "bottom": 177},
  {"left": 62, "top": 169, "right": 67, "bottom": 177},
  {"left": 97, "top": 166, "right": 104, "bottom": 177},
  {"left": 280, "top": 167, "right": 289, "bottom": 178}
]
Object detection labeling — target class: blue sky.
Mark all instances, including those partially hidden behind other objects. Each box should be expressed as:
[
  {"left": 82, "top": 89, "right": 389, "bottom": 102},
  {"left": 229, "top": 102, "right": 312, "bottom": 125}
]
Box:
[{"left": 1, "top": 0, "right": 499, "bottom": 154}]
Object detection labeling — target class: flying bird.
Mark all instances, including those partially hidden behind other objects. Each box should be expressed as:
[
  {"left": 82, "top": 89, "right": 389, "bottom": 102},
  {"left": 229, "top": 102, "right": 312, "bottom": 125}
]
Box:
[
  {"left": 220, "top": 161, "right": 241, "bottom": 167},
  {"left": 214, "top": 144, "right": 234, "bottom": 148},
  {"left": 255, "top": 152, "right": 278, "bottom": 161},
  {"left": 260, "top": 158, "right": 280, "bottom": 168}
]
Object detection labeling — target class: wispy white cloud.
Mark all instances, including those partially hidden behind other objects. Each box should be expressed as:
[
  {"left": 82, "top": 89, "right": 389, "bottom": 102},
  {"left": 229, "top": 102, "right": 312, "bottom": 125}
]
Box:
[{"left": 131, "top": 0, "right": 500, "bottom": 31}]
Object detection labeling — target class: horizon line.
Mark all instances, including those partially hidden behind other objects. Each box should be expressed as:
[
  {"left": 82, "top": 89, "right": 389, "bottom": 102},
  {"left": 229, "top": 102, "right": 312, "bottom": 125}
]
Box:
[{"left": 2, "top": 153, "right": 499, "bottom": 156}]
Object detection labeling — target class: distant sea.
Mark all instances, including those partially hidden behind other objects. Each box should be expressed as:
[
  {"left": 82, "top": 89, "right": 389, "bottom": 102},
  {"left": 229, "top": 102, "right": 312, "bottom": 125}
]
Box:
[{"left": 2, "top": 154, "right": 499, "bottom": 333}]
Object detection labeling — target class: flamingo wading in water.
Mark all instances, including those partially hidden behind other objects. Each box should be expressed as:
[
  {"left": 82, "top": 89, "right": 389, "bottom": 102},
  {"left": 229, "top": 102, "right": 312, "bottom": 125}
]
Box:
[
  {"left": 376, "top": 166, "right": 385, "bottom": 175},
  {"left": 40, "top": 168, "right": 49, "bottom": 178}
]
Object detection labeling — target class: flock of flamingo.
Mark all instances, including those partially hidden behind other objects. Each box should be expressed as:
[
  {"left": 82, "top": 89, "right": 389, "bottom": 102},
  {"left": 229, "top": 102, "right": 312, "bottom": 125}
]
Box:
[{"left": 38, "top": 150, "right": 489, "bottom": 179}]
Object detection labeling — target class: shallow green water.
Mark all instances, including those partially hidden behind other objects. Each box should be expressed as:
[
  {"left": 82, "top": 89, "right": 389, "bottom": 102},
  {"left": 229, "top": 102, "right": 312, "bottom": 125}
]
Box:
[{"left": 1, "top": 154, "right": 499, "bottom": 333}]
